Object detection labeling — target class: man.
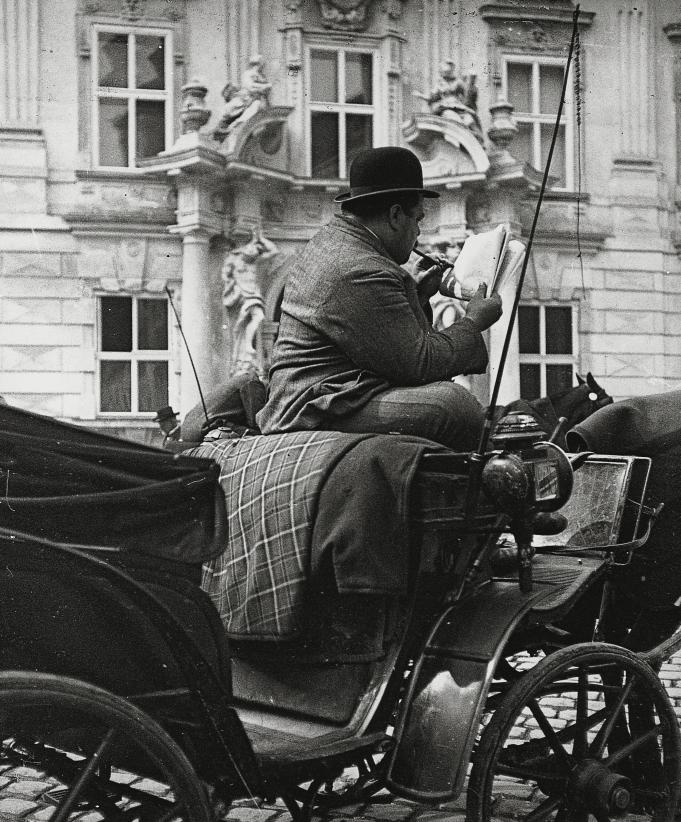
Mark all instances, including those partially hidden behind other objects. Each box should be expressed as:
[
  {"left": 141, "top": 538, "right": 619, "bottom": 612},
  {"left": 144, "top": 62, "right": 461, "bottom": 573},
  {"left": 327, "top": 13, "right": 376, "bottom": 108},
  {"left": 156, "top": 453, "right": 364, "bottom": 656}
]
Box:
[{"left": 257, "top": 146, "right": 502, "bottom": 450}]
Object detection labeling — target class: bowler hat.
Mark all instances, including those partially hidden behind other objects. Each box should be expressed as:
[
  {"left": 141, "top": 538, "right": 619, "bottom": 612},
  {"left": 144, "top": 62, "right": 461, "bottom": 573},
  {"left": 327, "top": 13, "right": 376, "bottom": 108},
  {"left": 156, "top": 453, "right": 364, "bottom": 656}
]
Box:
[
  {"left": 334, "top": 147, "right": 439, "bottom": 204},
  {"left": 153, "top": 405, "right": 177, "bottom": 423}
]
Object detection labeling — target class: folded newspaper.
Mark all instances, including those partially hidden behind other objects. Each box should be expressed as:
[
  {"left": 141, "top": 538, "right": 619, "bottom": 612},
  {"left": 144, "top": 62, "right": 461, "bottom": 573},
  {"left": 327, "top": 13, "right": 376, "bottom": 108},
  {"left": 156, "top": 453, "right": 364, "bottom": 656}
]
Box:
[{"left": 440, "top": 224, "right": 526, "bottom": 301}]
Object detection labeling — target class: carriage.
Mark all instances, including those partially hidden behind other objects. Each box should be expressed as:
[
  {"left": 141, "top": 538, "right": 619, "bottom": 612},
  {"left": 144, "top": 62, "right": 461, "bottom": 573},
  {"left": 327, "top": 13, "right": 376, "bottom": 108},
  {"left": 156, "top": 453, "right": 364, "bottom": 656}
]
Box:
[{"left": 0, "top": 398, "right": 680, "bottom": 822}]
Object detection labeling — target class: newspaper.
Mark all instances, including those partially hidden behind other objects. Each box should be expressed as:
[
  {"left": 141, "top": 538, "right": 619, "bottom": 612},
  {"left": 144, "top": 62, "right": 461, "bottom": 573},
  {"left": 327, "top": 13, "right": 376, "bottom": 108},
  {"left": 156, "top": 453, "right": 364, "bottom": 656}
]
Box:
[{"left": 440, "top": 225, "right": 526, "bottom": 301}]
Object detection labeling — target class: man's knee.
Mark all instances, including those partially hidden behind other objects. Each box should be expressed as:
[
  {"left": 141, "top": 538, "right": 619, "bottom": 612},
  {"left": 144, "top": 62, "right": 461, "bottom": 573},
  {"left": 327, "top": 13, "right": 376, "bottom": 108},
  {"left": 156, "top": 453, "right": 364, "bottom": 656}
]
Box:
[{"left": 423, "top": 382, "right": 484, "bottom": 449}]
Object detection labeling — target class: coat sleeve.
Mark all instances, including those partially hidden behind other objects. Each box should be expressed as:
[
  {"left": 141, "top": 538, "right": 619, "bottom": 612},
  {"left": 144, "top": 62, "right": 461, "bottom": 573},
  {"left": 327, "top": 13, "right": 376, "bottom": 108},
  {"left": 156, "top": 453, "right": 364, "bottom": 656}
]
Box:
[{"left": 321, "top": 265, "right": 489, "bottom": 385}]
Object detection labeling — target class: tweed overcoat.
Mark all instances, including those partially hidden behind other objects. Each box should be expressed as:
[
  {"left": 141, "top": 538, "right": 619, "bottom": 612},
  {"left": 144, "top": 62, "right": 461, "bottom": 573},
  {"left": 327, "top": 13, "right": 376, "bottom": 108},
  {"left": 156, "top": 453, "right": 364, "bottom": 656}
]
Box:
[{"left": 257, "top": 214, "right": 489, "bottom": 434}]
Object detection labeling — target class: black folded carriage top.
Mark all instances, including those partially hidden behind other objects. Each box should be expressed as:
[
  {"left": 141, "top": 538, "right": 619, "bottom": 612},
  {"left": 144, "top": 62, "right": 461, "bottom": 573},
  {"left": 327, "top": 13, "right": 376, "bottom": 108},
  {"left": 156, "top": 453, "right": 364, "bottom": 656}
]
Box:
[{"left": 0, "top": 403, "right": 226, "bottom": 564}]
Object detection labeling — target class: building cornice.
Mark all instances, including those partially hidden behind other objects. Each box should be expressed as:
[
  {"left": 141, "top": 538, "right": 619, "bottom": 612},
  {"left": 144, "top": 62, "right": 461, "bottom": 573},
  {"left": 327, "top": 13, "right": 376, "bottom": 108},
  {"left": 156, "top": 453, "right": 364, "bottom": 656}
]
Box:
[{"left": 480, "top": 2, "right": 594, "bottom": 28}]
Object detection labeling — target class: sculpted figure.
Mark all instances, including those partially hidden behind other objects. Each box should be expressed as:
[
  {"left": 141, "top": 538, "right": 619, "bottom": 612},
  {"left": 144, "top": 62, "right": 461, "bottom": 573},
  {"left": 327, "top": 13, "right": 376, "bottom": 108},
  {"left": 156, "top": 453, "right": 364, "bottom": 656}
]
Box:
[
  {"left": 420, "top": 60, "right": 483, "bottom": 142},
  {"left": 214, "top": 56, "right": 272, "bottom": 143},
  {"left": 221, "top": 230, "right": 278, "bottom": 374}
]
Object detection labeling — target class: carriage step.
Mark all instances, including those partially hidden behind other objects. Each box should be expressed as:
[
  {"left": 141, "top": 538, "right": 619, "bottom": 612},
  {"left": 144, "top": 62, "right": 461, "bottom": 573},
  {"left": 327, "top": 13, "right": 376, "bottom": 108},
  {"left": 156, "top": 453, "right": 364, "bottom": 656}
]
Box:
[{"left": 242, "top": 723, "right": 390, "bottom": 764}]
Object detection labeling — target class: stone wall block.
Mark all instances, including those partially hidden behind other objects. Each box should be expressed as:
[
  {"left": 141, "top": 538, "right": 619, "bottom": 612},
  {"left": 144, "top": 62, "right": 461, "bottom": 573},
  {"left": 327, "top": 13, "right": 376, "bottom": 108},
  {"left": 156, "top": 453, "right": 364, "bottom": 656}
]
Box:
[
  {"left": 3, "top": 346, "right": 62, "bottom": 372},
  {"left": 593, "top": 333, "right": 665, "bottom": 354},
  {"left": 604, "top": 310, "right": 662, "bottom": 335},
  {"left": 0, "top": 278, "right": 82, "bottom": 299},
  {"left": 2, "top": 371, "right": 80, "bottom": 394},
  {"left": 3, "top": 298, "right": 61, "bottom": 325},
  {"left": 0, "top": 323, "right": 81, "bottom": 346},
  {"left": 589, "top": 289, "right": 664, "bottom": 312}
]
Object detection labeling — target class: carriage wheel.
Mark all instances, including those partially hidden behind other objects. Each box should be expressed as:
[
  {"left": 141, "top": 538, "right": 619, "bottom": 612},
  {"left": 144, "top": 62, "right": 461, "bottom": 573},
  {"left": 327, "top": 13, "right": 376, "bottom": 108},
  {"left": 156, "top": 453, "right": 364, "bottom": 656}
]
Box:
[
  {"left": 467, "top": 643, "right": 681, "bottom": 822},
  {"left": 0, "top": 671, "right": 214, "bottom": 822}
]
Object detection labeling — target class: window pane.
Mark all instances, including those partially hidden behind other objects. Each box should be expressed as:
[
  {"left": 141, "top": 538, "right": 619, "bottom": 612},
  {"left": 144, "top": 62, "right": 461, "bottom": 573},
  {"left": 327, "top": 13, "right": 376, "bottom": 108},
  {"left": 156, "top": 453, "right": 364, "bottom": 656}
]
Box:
[
  {"left": 514, "top": 121, "right": 534, "bottom": 167},
  {"left": 99, "top": 99, "right": 129, "bottom": 167},
  {"left": 100, "top": 361, "right": 131, "bottom": 412},
  {"left": 507, "top": 63, "right": 532, "bottom": 114},
  {"left": 138, "top": 361, "right": 168, "bottom": 412},
  {"left": 539, "top": 65, "right": 565, "bottom": 114},
  {"left": 138, "top": 299, "right": 168, "bottom": 349},
  {"left": 311, "top": 111, "right": 339, "bottom": 177},
  {"left": 136, "top": 35, "right": 165, "bottom": 90},
  {"left": 346, "top": 114, "right": 372, "bottom": 174},
  {"left": 101, "top": 297, "right": 132, "bottom": 352},
  {"left": 98, "top": 32, "right": 128, "bottom": 88},
  {"left": 518, "top": 305, "right": 540, "bottom": 353},
  {"left": 345, "top": 53, "right": 372, "bottom": 104},
  {"left": 520, "top": 364, "right": 541, "bottom": 400},
  {"left": 136, "top": 99, "right": 165, "bottom": 160},
  {"left": 546, "top": 364, "right": 574, "bottom": 396},
  {"left": 541, "top": 123, "right": 566, "bottom": 187},
  {"left": 545, "top": 307, "right": 572, "bottom": 354},
  {"left": 310, "top": 50, "right": 338, "bottom": 102}
]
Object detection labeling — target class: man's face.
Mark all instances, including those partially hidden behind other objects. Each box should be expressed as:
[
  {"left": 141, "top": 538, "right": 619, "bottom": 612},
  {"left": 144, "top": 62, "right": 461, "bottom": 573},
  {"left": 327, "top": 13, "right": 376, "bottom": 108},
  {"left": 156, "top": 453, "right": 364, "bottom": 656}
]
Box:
[{"left": 393, "top": 196, "right": 425, "bottom": 265}]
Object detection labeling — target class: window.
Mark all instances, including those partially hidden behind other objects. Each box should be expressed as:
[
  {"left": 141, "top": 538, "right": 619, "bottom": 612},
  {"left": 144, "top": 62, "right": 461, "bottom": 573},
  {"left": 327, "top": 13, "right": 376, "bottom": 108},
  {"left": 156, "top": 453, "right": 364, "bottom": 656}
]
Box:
[
  {"left": 518, "top": 304, "right": 576, "bottom": 399},
  {"left": 98, "top": 295, "right": 170, "bottom": 414},
  {"left": 504, "top": 58, "right": 573, "bottom": 189},
  {"left": 93, "top": 27, "right": 172, "bottom": 169},
  {"left": 307, "top": 48, "right": 374, "bottom": 178}
]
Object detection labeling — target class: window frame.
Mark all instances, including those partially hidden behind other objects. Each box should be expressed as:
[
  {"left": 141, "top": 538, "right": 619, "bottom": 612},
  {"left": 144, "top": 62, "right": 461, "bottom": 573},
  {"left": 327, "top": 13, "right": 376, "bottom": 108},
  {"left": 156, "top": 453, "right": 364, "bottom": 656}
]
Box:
[
  {"left": 91, "top": 23, "right": 174, "bottom": 172},
  {"left": 96, "top": 293, "right": 172, "bottom": 417},
  {"left": 502, "top": 55, "right": 575, "bottom": 190},
  {"left": 304, "top": 44, "right": 378, "bottom": 179},
  {"left": 518, "top": 301, "right": 579, "bottom": 398}
]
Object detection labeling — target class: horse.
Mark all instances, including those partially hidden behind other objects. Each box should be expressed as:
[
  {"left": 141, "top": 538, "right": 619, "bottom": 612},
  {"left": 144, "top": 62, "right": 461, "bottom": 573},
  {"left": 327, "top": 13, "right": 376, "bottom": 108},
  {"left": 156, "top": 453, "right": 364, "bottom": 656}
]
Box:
[{"left": 496, "top": 372, "right": 613, "bottom": 448}]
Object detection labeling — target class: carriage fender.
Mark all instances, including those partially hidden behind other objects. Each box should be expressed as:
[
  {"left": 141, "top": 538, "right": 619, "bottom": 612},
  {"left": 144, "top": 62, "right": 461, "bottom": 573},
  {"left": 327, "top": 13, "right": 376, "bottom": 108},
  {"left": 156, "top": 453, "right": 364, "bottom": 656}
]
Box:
[{"left": 385, "top": 579, "right": 553, "bottom": 803}]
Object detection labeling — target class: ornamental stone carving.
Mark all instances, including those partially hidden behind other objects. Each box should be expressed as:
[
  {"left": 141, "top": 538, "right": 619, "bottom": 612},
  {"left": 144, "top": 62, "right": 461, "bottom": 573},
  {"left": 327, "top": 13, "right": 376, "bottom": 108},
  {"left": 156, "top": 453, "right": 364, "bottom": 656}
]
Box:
[
  {"left": 417, "top": 60, "right": 483, "bottom": 143},
  {"left": 317, "top": 0, "right": 373, "bottom": 31},
  {"left": 221, "top": 230, "right": 279, "bottom": 375},
  {"left": 179, "top": 80, "right": 211, "bottom": 134},
  {"left": 213, "top": 56, "right": 272, "bottom": 144}
]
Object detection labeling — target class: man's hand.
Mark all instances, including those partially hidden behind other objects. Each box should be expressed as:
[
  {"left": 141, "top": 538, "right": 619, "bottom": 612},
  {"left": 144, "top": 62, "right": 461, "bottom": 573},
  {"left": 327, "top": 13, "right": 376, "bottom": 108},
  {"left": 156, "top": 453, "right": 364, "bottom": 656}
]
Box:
[
  {"left": 411, "top": 255, "right": 450, "bottom": 304},
  {"left": 464, "top": 283, "right": 502, "bottom": 331}
]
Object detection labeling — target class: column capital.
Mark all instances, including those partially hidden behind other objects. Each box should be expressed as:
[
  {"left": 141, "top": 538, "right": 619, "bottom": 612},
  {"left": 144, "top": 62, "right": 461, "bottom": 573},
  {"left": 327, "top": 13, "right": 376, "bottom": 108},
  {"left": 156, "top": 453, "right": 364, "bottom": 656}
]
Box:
[{"left": 168, "top": 224, "right": 216, "bottom": 242}]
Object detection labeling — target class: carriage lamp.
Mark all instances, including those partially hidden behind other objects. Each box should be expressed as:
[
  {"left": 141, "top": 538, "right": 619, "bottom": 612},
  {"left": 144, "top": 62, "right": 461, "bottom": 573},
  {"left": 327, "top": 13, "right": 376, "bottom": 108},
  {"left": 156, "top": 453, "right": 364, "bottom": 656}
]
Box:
[
  {"left": 482, "top": 412, "right": 574, "bottom": 592},
  {"left": 484, "top": 412, "right": 574, "bottom": 513}
]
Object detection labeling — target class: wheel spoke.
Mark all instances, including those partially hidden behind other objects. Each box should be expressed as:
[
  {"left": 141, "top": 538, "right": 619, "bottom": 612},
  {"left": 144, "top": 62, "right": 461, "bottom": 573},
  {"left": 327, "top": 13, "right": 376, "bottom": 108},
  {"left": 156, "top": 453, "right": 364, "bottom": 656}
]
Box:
[
  {"left": 589, "top": 674, "right": 635, "bottom": 758},
  {"left": 525, "top": 795, "right": 562, "bottom": 822},
  {"left": 528, "top": 698, "right": 573, "bottom": 770},
  {"left": 573, "top": 666, "right": 589, "bottom": 759},
  {"left": 604, "top": 725, "right": 662, "bottom": 768},
  {"left": 52, "top": 728, "right": 117, "bottom": 822}
]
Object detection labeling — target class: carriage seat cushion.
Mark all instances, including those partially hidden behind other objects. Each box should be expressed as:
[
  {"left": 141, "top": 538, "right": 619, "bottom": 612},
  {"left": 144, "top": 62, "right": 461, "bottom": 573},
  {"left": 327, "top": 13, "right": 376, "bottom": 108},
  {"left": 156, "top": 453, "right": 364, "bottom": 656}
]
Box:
[{"left": 189, "top": 431, "right": 441, "bottom": 641}]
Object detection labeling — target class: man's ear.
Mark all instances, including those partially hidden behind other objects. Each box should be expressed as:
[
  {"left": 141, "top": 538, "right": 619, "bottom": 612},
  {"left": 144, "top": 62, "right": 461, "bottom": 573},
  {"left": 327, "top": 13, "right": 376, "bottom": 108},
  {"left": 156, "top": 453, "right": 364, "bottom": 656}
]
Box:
[{"left": 386, "top": 203, "right": 403, "bottom": 231}]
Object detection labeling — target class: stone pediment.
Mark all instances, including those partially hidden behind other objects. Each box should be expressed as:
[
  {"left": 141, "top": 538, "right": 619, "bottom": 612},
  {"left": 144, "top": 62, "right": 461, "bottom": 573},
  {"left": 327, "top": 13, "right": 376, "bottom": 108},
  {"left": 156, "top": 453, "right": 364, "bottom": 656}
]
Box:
[
  {"left": 402, "top": 114, "right": 490, "bottom": 188},
  {"left": 227, "top": 106, "right": 294, "bottom": 174}
]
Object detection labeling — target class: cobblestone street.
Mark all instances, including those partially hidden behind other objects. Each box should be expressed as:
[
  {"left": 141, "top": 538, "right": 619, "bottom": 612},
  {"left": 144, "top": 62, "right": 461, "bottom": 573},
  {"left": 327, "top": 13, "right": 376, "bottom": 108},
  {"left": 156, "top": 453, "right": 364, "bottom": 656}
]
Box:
[{"left": 1, "top": 656, "right": 681, "bottom": 822}]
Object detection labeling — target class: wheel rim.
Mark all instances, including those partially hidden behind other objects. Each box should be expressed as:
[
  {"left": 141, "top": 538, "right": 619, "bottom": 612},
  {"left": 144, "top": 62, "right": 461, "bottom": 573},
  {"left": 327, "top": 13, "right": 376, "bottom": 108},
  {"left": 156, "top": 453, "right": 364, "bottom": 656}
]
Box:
[
  {"left": 467, "top": 644, "right": 681, "bottom": 822},
  {"left": 0, "top": 672, "right": 213, "bottom": 822}
]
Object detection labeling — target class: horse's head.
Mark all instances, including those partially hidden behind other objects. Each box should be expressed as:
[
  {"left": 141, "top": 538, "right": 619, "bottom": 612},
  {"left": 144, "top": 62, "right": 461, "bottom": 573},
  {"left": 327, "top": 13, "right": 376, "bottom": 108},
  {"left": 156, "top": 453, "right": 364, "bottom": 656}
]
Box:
[{"left": 552, "top": 372, "right": 613, "bottom": 429}]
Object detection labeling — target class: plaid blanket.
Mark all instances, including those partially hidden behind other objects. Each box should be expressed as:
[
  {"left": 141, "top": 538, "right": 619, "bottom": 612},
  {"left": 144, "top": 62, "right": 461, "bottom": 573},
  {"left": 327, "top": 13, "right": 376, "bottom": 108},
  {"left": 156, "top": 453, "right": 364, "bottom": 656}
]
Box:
[
  {"left": 191, "top": 431, "right": 373, "bottom": 639},
  {"left": 191, "top": 430, "right": 431, "bottom": 639}
]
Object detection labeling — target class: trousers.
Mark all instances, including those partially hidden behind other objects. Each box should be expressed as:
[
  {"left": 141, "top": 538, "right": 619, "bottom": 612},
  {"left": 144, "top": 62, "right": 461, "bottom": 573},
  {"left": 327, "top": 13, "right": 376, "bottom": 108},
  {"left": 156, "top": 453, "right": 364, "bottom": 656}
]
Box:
[{"left": 331, "top": 381, "right": 484, "bottom": 451}]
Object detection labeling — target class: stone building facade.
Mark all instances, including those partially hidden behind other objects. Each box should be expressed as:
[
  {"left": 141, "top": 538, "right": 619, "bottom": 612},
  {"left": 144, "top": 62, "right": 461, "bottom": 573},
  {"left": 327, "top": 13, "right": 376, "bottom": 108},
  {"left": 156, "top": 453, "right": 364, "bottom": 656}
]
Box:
[{"left": 0, "top": 0, "right": 680, "bottom": 442}]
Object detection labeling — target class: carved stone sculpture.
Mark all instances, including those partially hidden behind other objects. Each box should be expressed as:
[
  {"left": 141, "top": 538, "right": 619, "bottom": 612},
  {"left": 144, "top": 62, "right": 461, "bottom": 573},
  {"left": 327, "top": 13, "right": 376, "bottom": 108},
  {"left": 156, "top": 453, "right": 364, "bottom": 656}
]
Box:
[
  {"left": 214, "top": 56, "right": 272, "bottom": 144},
  {"left": 221, "top": 230, "right": 279, "bottom": 375},
  {"left": 317, "top": 0, "right": 372, "bottom": 30},
  {"left": 419, "top": 60, "right": 484, "bottom": 143},
  {"left": 180, "top": 79, "right": 211, "bottom": 134}
]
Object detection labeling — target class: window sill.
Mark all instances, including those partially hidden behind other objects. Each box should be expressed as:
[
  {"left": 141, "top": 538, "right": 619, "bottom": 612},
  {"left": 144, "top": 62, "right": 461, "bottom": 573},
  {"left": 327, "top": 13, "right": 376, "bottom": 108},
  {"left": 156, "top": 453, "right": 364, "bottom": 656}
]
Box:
[
  {"left": 540, "top": 189, "right": 590, "bottom": 203},
  {"left": 76, "top": 167, "right": 169, "bottom": 182}
]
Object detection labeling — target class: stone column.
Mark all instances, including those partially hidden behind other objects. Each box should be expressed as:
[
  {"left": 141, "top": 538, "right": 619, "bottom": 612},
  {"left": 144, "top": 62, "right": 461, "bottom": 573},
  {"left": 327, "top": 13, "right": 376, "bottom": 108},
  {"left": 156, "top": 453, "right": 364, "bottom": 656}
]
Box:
[
  {"left": 616, "top": 1, "right": 655, "bottom": 159},
  {"left": 174, "top": 228, "right": 220, "bottom": 415},
  {"left": 226, "top": 0, "right": 261, "bottom": 87},
  {"left": 0, "top": 0, "right": 40, "bottom": 125}
]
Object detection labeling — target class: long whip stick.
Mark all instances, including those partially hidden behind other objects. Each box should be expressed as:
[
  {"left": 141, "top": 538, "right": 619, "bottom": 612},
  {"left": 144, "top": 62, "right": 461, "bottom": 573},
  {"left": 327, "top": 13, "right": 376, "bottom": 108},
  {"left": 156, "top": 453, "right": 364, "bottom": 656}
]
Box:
[
  {"left": 463, "top": 5, "right": 581, "bottom": 523},
  {"left": 165, "top": 286, "right": 210, "bottom": 427},
  {"left": 476, "top": 4, "right": 581, "bottom": 457}
]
